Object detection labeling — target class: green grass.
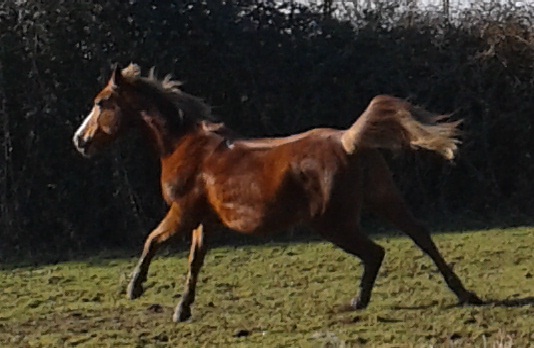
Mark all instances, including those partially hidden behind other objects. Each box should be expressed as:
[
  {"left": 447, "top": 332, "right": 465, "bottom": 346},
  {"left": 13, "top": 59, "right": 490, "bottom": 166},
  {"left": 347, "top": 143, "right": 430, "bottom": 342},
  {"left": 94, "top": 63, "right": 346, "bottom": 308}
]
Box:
[{"left": 1, "top": 227, "right": 533, "bottom": 347}]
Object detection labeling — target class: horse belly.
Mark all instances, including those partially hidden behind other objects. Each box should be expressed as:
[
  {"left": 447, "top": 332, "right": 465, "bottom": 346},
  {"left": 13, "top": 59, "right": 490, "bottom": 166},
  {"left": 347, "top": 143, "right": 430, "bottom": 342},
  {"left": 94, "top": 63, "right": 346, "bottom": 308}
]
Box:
[
  {"left": 216, "top": 202, "right": 264, "bottom": 233},
  {"left": 221, "top": 204, "right": 304, "bottom": 235},
  {"left": 208, "top": 181, "right": 305, "bottom": 235}
]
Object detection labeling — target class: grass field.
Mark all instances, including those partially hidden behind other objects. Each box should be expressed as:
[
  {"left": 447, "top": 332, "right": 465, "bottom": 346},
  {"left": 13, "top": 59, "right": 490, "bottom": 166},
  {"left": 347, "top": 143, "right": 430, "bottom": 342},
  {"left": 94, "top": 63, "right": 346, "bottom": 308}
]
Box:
[{"left": 1, "top": 227, "right": 533, "bottom": 347}]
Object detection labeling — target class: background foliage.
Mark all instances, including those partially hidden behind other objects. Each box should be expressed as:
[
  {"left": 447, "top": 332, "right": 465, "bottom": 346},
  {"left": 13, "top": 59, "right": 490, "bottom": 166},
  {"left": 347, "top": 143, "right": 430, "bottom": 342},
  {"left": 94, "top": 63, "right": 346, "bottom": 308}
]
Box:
[{"left": 0, "top": 0, "right": 533, "bottom": 258}]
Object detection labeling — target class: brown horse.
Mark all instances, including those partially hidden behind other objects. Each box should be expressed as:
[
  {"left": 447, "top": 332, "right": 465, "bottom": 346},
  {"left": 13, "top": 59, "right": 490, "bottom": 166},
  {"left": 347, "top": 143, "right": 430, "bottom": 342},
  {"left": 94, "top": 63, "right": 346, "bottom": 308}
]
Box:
[{"left": 73, "top": 64, "right": 482, "bottom": 322}]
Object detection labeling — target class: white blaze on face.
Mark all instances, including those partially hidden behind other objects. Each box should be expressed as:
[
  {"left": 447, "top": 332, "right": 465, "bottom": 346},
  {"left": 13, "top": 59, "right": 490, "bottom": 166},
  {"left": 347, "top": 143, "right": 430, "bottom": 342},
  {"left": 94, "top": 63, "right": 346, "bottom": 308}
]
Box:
[{"left": 73, "top": 105, "right": 100, "bottom": 150}]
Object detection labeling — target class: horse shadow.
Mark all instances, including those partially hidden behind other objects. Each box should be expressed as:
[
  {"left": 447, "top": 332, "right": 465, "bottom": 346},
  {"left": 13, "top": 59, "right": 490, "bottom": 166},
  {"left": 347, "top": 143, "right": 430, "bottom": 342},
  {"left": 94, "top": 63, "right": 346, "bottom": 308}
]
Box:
[
  {"left": 478, "top": 296, "right": 534, "bottom": 308},
  {"left": 392, "top": 296, "right": 534, "bottom": 311}
]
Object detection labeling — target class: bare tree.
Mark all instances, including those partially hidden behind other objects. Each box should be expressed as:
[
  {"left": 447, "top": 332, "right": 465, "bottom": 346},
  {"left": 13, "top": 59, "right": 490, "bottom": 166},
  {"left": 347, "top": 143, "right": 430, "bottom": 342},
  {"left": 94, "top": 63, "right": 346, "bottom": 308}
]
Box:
[{"left": 443, "top": 0, "right": 450, "bottom": 17}]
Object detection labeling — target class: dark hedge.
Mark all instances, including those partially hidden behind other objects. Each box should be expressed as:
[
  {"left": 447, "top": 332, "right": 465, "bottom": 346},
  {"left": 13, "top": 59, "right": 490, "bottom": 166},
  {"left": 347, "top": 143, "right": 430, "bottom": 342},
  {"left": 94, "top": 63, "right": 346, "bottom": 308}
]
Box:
[{"left": 0, "top": 1, "right": 533, "bottom": 258}]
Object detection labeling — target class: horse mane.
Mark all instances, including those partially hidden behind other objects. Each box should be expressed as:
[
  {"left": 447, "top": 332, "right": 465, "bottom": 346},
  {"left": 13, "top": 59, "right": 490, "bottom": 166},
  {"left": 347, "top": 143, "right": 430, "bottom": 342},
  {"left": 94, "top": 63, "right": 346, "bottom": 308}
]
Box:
[{"left": 121, "top": 63, "right": 214, "bottom": 130}]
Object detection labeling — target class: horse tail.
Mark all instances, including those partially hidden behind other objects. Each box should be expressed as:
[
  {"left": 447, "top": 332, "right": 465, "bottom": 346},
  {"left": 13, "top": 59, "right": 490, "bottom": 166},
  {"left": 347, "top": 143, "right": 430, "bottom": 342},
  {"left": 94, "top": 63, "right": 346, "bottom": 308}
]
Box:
[{"left": 340, "top": 95, "right": 461, "bottom": 160}]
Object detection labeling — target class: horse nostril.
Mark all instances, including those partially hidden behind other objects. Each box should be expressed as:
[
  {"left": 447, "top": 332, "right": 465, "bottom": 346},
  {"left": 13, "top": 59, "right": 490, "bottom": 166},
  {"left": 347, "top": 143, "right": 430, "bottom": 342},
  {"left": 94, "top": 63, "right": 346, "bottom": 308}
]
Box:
[{"left": 74, "top": 134, "right": 89, "bottom": 150}]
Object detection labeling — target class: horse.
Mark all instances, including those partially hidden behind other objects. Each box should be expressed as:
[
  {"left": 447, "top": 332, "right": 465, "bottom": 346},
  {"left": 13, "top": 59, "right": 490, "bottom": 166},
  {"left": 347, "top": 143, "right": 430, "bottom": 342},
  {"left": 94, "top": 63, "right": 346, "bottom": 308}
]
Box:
[{"left": 73, "top": 63, "right": 482, "bottom": 322}]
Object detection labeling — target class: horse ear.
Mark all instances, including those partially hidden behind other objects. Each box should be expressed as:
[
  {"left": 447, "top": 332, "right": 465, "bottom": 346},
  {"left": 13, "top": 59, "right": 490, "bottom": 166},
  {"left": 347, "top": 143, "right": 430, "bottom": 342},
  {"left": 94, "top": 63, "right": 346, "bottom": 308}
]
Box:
[{"left": 109, "top": 63, "right": 123, "bottom": 89}]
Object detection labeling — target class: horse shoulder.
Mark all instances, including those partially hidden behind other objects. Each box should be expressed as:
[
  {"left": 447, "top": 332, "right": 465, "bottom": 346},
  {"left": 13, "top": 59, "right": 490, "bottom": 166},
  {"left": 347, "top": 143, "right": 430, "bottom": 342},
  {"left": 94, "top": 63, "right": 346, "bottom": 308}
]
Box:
[{"left": 159, "top": 134, "right": 217, "bottom": 205}]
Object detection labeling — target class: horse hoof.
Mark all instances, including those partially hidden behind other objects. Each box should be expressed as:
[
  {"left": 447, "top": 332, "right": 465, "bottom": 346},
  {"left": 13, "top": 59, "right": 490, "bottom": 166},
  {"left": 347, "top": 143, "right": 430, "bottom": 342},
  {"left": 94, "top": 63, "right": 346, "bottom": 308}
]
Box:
[
  {"left": 350, "top": 297, "right": 368, "bottom": 310},
  {"left": 173, "top": 307, "right": 192, "bottom": 323},
  {"left": 460, "top": 292, "right": 484, "bottom": 305},
  {"left": 127, "top": 282, "right": 144, "bottom": 300}
]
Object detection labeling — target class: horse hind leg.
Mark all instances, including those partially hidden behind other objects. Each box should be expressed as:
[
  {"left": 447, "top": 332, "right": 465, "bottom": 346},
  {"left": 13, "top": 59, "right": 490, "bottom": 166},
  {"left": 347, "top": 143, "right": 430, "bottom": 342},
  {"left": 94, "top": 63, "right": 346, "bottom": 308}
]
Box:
[
  {"left": 376, "top": 202, "right": 482, "bottom": 305},
  {"left": 365, "top": 156, "right": 483, "bottom": 305},
  {"left": 315, "top": 223, "right": 385, "bottom": 310}
]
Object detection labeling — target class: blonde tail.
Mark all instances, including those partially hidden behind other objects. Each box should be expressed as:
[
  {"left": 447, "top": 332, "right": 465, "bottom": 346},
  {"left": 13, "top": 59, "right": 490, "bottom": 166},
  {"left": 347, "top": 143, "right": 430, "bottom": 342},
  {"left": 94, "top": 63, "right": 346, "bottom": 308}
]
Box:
[{"left": 341, "top": 95, "right": 461, "bottom": 160}]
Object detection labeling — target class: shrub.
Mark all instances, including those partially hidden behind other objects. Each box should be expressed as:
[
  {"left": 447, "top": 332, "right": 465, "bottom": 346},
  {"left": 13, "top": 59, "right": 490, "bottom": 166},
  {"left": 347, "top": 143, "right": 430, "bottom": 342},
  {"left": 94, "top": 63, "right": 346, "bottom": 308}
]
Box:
[{"left": 0, "top": 0, "right": 532, "bottom": 258}]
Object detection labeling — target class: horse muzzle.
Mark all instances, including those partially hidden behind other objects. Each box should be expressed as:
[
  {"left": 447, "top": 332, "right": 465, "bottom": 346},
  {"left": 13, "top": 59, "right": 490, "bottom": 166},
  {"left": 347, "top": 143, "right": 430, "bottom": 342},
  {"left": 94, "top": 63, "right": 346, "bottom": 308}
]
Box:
[{"left": 73, "top": 134, "right": 93, "bottom": 158}]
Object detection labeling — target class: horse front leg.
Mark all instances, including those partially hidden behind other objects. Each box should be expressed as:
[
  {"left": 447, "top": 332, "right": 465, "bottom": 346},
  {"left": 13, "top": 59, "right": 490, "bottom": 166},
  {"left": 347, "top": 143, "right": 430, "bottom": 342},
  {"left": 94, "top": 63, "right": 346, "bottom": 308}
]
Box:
[
  {"left": 127, "top": 203, "right": 185, "bottom": 300},
  {"left": 173, "top": 224, "right": 207, "bottom": 322}
]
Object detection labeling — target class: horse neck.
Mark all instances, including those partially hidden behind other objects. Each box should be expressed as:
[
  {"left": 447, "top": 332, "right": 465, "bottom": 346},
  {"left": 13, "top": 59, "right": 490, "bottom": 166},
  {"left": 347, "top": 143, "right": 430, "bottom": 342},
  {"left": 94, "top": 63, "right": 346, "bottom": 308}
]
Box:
[{"left": 138, "top": 107, "right": 197, "bottom": 158}]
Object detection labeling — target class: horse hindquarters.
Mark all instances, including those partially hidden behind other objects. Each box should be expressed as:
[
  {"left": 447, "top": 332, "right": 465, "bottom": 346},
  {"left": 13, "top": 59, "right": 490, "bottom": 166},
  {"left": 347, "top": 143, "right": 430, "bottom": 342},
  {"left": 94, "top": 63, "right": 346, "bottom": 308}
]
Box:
[{"left": 362, "top": 151, "right": 482, "bottom": 305}]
